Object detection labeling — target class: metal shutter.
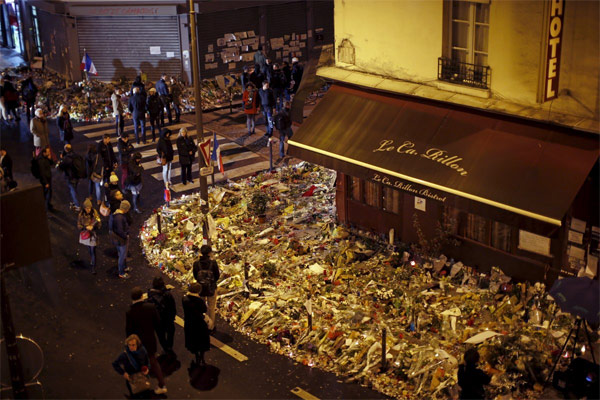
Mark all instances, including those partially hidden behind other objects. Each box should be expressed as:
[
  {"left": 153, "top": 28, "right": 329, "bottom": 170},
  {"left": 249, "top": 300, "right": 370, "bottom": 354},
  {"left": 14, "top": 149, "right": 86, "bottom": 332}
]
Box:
[
  {"left": 312, "top": 0, "right": 334, "bottom": 45},
  {"left": 76, "top": 16, "right": 182, "bottom": 82},
  {"left": 266, "top": 1, "right": 308, "bottom": 62},
  {"left": 196, "top": 7, "right": 260, "bottom": 79}
]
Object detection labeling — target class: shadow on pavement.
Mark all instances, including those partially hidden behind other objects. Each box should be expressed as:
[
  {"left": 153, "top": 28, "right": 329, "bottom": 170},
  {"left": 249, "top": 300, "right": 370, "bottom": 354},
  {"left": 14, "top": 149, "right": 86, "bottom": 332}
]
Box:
[
  {"left": 157, "top": 353, "right": 181, "bottom": 377},
  {"left": 188, "top": 362, "right": 220, "bottom": 391}
]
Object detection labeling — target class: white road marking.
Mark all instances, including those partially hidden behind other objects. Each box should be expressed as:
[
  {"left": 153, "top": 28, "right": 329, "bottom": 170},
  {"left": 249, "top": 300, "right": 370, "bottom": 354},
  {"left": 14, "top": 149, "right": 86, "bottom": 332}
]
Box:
[{"left": 291, "top": 387, "right": 320, "bottom": 400}]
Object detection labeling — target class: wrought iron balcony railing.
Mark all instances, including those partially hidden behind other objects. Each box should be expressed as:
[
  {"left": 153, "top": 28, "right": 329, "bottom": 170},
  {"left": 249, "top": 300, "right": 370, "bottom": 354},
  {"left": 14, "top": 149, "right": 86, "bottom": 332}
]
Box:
[{"left": 438, "top": 57, "right": 491, "bottom": 89}]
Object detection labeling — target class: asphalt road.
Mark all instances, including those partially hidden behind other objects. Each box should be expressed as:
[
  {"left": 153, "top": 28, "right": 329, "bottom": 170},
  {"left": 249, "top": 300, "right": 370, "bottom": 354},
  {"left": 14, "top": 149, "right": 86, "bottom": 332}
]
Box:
[{"left": 0, "top": 113, "right": 386, "bottom": 400}]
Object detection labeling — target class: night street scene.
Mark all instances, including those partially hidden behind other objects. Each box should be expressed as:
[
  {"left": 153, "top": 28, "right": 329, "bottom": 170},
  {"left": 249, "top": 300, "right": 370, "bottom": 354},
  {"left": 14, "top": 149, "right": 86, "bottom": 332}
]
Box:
[{"left": 0, "top": 0, "right": 599, "bottom": 399}]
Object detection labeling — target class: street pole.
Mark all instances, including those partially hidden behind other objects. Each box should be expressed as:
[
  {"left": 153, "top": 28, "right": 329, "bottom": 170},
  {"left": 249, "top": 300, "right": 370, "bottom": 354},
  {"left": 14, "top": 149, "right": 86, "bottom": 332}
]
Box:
[{"left": 189, "top": 0, "right": 210, "bottom": 245}]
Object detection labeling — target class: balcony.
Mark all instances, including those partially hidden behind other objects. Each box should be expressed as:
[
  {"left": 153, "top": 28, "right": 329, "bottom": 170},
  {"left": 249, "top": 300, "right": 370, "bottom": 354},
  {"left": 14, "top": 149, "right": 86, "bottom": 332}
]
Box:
[{"left": 438, "top": 57, "right": 491, "bottom": 90}]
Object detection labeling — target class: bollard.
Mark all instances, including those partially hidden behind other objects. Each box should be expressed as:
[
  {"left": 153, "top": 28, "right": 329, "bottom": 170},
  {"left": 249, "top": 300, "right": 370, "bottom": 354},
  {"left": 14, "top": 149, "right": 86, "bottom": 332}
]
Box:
[
  {"left": 157, "top": 211, "right": 162, "bottom": 234},
  {"left": 381, "top": 327, "right": 387, "bottom": 372},
  {"left": 268, "top": 138, "right": 274, "bottom": 172}
]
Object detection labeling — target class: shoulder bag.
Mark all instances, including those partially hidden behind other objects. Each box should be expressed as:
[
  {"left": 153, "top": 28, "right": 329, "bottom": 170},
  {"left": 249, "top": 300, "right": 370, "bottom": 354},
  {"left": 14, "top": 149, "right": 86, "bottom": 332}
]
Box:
[
  {"left": 90, "top": 154, "right": 103, "bottom": 183},
  {"left": 99, "top": 203, "right": 111, "bottom": 217}
]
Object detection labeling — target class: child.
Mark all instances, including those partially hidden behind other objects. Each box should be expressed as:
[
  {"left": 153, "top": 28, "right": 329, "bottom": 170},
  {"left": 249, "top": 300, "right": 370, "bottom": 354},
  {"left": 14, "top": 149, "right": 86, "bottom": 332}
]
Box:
[{"left": 164, "top": 182, "right": 171, "bottom": 207}]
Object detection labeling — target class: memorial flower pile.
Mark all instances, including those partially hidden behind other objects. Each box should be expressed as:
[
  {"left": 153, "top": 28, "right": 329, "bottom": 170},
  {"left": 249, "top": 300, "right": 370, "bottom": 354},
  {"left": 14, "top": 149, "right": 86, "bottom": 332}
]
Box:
[{"left": 140, "top": 163, "right": 575, "bottom": 399}]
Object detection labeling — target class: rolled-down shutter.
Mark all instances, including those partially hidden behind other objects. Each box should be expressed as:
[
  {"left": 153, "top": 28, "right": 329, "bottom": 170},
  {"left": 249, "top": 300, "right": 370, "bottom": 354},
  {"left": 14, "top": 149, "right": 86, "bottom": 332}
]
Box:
[
  {"left": 266, "top": 1, "right": 308, "bottom": 62},
  {"left": 77, "top": 16, "right": 182, "bottom": 82}
]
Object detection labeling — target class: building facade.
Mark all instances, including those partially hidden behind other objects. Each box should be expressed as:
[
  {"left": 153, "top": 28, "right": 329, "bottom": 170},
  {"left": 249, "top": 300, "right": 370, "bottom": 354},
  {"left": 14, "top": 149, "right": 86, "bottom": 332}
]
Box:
[
  {"left": 289, "top": 0, "right": 599, "bottom": 283},
  {"left": 12, "top": 0, "right": 333, "bottom": 83}
]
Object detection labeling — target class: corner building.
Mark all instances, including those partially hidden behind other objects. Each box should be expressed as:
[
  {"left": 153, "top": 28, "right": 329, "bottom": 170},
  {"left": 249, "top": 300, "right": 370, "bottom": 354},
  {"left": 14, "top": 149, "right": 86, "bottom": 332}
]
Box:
[{"left": 289, "top": 0, "right": 599, "bottom": 283}]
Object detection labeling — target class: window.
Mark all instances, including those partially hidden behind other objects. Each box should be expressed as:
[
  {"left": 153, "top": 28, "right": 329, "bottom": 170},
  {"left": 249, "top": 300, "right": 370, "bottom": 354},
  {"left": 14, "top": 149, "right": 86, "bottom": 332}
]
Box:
[
  {"left": 383, "top": 187, "right": 401, "bottom": 214},
  {"left": 491, "top": 221, "right": 512, "bottom": 252},
  {"left": 363, "top": 181, "right": 381, "bottom": 208},
  {"left": 347, "top": 176, "right": 402, "bottom": 213},
  {"left": 31, "top": 6, "right": 42, "bottom": 56},
  {"left": 349, "top": 177, "right": 361, "bottom": 201},
  {"left": 450, "top": 1, "right": 489, "bottom": 66},
  {"left": 444, "top": 206, "right": 514, "bottom": 253}
]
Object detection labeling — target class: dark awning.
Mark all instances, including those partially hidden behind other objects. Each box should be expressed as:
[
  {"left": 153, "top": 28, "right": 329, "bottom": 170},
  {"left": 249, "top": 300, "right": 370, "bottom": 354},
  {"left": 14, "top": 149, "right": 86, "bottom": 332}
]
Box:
[{"left": 288, "top": 84, "right": 599, "bottom": 226}]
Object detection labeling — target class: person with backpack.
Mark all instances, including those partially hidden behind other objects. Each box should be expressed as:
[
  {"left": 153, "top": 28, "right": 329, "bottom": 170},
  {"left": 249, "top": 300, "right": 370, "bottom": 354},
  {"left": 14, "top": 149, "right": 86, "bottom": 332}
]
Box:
[
  {"left": 147, "top": 276, "right": 176, "bottom": 354},
  {"left": 86, "top": 144, "right": 103, "bottom": 206},
  {"left": 34, "top": 146, "right": 54, "bottom": 211},
  {"left": 192, "top": 245, "right": 220, "bottom": 331},
  {"left": 146, "top": 88, "right": 161, "bottom": 143},
  {"left": 58, "top": 144, "right": 86, "bottom": 211},
  {"left": 77, "top": 198, "right": 101, "bottom": 273},
  {"left": 57, "top": 105, "right": 74, "bottom": 145},
  {"left": 274, "top": 102, "right": 293, "bottom": 160},
  {"left": 126, "top": 152, "right": 144, "bottom": 214},
  {"left": 117, "top": 132, "right": 134, "bottom": 186},
  {"left": 243, "top": 82, "right": 260, "bottom": 136},
  {"left": 31, "top": 108, "right": 49, "bottom": 156},
  {"left": 182, "top": 282, "right": 210, "bottom": 366},
  {"left": 20, "top": 75, "right": 38, "bottom": 122}
]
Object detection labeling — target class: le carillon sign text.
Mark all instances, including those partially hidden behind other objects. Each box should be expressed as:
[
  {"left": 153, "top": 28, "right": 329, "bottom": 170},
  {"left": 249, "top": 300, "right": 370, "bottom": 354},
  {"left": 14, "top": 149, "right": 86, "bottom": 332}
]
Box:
[{"left": 544, "top": 0, "right": 565, "bottom": 101}]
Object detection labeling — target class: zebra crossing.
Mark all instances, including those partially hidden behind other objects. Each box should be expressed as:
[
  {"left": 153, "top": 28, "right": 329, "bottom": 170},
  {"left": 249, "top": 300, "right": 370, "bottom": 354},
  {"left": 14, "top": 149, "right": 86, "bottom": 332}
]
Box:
[{"left": 73, "top": 121, "right": 272, "bottom": 193}]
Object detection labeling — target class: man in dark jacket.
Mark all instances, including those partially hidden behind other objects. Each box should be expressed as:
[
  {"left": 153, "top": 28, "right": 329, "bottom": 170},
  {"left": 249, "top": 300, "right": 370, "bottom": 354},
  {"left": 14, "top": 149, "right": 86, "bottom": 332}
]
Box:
[
  {"left": 291, "top": 57, "right": 304, "bottom": 94},
  {"left": 240, "top": 65, "right": 250, "bottom": 92},
  {"left": 126, "top": 152, "right": 144, "bottom": 213},
  {"left": 97, "top": 134, "right": 117, "bottom": 182},
  {"left": 117, "top": 132, "right": 134, "bottom": 186},
  {"left": 274, "top": 102, "right": 293, "bottom": 159},
  {"left": 192, "top": 245, "right": 221, "bottom": 331},
  {"left": 147, "top": 276, "right": 176, "bottom": 354},
  {"left": 58, "top": 144, "right": 83, "bottom": 211},
  {"left": 258, "top": 81, "right": 276, "bottom": 138},
  {"left": 249, "top": 65, "right": 264, "bottom": 89},
  {"left": 112, "top": 200, "right": 131, "bottom": 279},
  {"left": 127, "top": 87, "right": 147, "bottom": 144},
  {"left": 175, "top": 127, "right": 195, "bottom": 185},
  {"left": 20, "top": 75, "right": 38, "bottom": 122},
  {"left": 146, "top": 88, "right": 161, "bottom": 142},
  {"left": 155, "top": 74, "right": 172, "bottom": 126},
  {"left": 36, "top": 146, "right": 54, "bottom": 211},
  {"left": 282, "top": 61, "right": 292, "bottom": 100},
  {"left": 270, "top": 64, "right": 287, "bottom": 113},
  {"left": 156, "top": 129, "right": 174, "bottom": 185},
  {"left": 130, "top": 75, "right": 146, "bottom": 97},
  {"left": 458, "top": 348, "right": 491, "bottom": 400},
  {"left": 126, "top": 286, "right": 167, "bottom": 394}
]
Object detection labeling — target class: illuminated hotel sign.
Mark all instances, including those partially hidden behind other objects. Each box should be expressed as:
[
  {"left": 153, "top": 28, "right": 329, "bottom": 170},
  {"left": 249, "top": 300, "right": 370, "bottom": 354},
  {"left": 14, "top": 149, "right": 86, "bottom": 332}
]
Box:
[{"left": 544, "top": 0, "right": 565, "bottom": 101}]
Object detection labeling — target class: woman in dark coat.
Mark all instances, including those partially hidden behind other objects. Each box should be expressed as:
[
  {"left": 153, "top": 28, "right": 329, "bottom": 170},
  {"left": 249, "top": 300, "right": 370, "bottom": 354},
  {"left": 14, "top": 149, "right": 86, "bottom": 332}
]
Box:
[
  {"left": 156, "top": 128, "right": 174, "bottom": 185},
  {"left": 57, "top": 105, "right": 74, "bottom": 144},
  {"left": 175, "top": 127, "right": 195, "bottom": 185},
  {"left": 182, "top": 282, "right": 210, "bottom": 365}
]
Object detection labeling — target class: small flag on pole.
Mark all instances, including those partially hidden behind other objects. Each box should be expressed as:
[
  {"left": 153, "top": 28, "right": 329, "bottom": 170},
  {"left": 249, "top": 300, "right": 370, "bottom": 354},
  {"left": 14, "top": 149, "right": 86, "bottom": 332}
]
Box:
[
  {"left": 199, "top": 137, "right": 212, "bottom": 166},
  {"left": 211, "top": 132, "right": 224, "bottom": 173},
  {"left": 80, "top": 52, "right": 98, "bottom": 76}
]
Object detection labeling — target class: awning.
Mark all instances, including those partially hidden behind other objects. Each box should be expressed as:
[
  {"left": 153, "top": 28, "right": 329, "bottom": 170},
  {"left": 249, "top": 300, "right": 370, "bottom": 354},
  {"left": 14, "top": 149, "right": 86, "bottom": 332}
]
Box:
[{"left": 288, "top": 84, "right": 599, "bottom": 226}]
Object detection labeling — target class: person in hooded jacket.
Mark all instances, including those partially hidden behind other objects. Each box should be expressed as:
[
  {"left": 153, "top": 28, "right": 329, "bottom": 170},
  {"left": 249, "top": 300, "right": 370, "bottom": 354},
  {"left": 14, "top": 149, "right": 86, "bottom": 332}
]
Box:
[
  {"left": 175, "top": 127, "right": 195, "bottom": 185},
  {"left": 146, "top": 88, "right": 161, "bottom": 142},
  {"left": 182, "top": 282, "right": 210, "bottom": 366},
  {"left": 147, "top": 276, "right": 177, "bottom": 354},
  {"left": 126, "top": 152, "right": 144, "bottom": 214},
  {"left": 156, "top": 128, "right": 174, "bottom": 185},
  {"left": 112, "top": 334, "right": 151, "bottom": 396}
]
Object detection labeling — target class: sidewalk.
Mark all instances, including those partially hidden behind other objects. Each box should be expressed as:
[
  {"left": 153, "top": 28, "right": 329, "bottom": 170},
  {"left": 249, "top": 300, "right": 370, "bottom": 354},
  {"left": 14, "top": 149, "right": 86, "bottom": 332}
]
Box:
[{"left": 0, "top": 47, "right": 26, "bottom": 70}]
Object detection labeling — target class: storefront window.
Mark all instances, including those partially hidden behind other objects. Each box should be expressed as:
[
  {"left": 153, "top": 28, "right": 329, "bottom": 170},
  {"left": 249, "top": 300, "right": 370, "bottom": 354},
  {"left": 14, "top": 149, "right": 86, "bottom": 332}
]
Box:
[
  {"left": 442, "top": 206, "right": 460, "bottom": 235},
  {"left": 465, "top": 213, "right": 489, "bottom": 243},
  {"left": 364, "top": 181, "right": 381, "bottom": 208},
  {"left": 491, "top": 221, "right": 512, "bottom": 252},
  {"left": 31, "top": 6, "right": 42, "bottom": 56},
  {"left": 383, "top": 186, "right": 401, "bottom": 214},
  {"left": 349, "top": 176, "right": 361, "bottom": 201}
]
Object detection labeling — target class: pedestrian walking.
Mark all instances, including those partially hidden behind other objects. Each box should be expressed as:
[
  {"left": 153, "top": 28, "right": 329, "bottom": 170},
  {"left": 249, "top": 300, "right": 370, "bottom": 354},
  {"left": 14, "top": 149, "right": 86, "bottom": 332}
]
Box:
[
  {"left": 146, "top": 88, "right": 161, "bottom": 143},
  {"left": 126, "top": 152, "right": 144, "bottom": 214},
  {"left": 112, "top": 334, "right": 151, "bottom": 397},
  {"left": 169, "top": 77, "right": 182, "bottom": 123},
  {"left": 243, "top": 82, "right": 260, "bottom": 136},
  {"left": 458, "top": 348, "right": 491, "bottom": 400},
  {"left": 176, "top": 127, "right": 195, "bottom": 185},
  {"left": 2, "top": 76, "right": 20, "bottom": 122},
  {"left": 20, "top": 75, "right": 38, "bottom": 122},
  {"left": 111, "top": 200, "right": 131, "bottom": 279},
  {"left": 156, "top": 128, "right": 173, "bottom": 185},
  {"left": 282, "top": 61, "right": 292, "bottom": 101},
  {"left": 240, "top": 65, "right": 250, "bottom": 92},
  {"left": 128, "top": 87, "right": 147, "bottom": 145},
  {"left": 58, "top": 144, "right": 86, "bottom": 211},
  {"left": 182, "top": 282, "right": 211, "bottom": 366},
  {"left": 147, "top": 276, "right": 176, "bottom": 354},
  {"left": 258, "top": 81, "right": 275, "bottom": 138},
  {"left": 117, "top": 132, "right": 134, "bottom": 186},
  {"left": 125, "top": 287, "right": 167, "bottom": 394},
  {"left": 31, "top": 108, "right": 49, "bottom": 156},
  {"left": 253, "top": 46, "right": 267, "bottom": 76},
  {"left": 249, "top": 64, "right": 264, "bottom": 89},
  {"left": 111, "top": 89, "right": 125, "bottom": 137},
  {"left": 270, "top": 64, "right": 287, "bottom": 113},
  {"left": 97, "top": 134, "right": 118, "bottom": 182},
  {"left": 274, "top": 102, "right": 293, "bottom": 160},
  {"left": 86, "top": 144, "right": 103, "bottom": 205},
  {"left": 57, "top": 105, "right": 74, "bottom": 145},
  {"left": 291, "top": 57, "right": 304, "bottom": 94},
  {"left": 155, "top": 74, "right": 172, "bottom": 126},
  {"left": 35, "top": 146, "right": 54, "bottom": 211},
  {"left": 192, "top": 245, "right": 220, "bottom": 331},
  {"left": 77, "top": 198, "right": 101, "bottom": 273}
]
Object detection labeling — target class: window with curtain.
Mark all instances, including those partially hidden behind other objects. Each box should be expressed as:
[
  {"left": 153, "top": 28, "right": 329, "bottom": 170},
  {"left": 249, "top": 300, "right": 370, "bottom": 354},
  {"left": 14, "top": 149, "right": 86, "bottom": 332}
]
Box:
[
  {"left": 443, "top": 206, "right": 461, "bottom": 235},
  {"left": 383, "top": 186, "right": 401, "bottom": 214},
  {"left": 450, "top": 0, "right": 489, "bottom": 66},
  {"left": 364, "top": 180, "right": 381, "bottom": 208},
  {"left": 491, "top": 221, "right": 512, "bottom": 252},
  {"left": 465, "top": 213, "right": 489, "bottom": 243}
]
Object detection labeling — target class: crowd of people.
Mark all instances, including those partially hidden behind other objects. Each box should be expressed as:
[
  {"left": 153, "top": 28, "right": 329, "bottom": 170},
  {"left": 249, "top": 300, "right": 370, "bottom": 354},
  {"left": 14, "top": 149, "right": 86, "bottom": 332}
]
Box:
[{"left": 113, "top": 244, "right": 220, "bottom": 396}]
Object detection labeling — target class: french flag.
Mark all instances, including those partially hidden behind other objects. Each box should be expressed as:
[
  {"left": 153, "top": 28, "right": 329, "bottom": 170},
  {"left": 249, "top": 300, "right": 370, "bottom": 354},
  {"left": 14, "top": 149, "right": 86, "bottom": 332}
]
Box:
[
  {"left": 211, "top": 132, "right": 224, "bottom": 173},
  {"left": 80, "top": 52, "right": 98, "bottom": 76}
]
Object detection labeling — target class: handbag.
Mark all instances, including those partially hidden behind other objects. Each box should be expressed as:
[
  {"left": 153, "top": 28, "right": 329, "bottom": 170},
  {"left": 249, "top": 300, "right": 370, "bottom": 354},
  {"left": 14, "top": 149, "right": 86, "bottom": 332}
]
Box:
[
  {"left": 90, "top": 154, "right": 103, "bottom": 183},
  {"left": 129, "top": 372, "right": 152, "bottom": 394},
  {"left": 156, "top": 156, "right": 162, "bottom": 165},
  {"left": 80, "top": 230, "right": 91, "bottom": 240},
  {"left": 99, "top": 203, "right": 111, "bottom": 217}
]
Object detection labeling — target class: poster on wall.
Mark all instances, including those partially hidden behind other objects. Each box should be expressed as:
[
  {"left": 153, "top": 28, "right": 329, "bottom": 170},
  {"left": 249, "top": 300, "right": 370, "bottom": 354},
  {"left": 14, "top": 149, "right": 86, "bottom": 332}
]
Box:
[
  {"left": 414, "top": 197, "right": 426, "bottom": 212},
  {"left": 518, "top": 230, "right": 551, "bottom": 256},
  {"left": 150, "top": 46, "right": 161, "bottom": 55}
]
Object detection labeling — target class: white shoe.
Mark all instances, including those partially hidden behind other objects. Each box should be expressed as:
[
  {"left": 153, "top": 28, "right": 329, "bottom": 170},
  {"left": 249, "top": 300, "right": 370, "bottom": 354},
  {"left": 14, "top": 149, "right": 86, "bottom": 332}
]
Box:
[{"left": 154, "top": 386, "right": 167, "bottom": 395}]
